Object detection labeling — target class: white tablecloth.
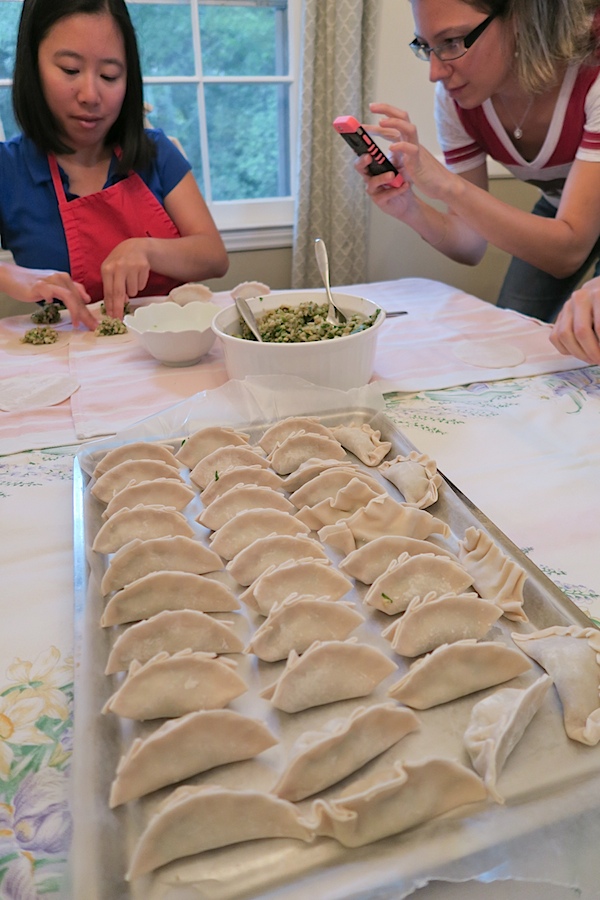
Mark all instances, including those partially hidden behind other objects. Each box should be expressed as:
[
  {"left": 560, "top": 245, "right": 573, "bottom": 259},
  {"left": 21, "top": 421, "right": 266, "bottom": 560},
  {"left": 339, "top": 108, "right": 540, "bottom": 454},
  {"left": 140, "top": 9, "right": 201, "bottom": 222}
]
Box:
[{"left": 0, "top": 278, "right": 586, "bottom": 456}]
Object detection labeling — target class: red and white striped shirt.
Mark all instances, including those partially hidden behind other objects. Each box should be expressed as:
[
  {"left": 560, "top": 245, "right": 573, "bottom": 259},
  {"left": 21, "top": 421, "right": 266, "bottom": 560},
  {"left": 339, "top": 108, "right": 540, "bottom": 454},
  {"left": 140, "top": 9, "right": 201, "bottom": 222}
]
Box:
[{"left": 435, "top": 63, "right": 600, "bottom": 208}]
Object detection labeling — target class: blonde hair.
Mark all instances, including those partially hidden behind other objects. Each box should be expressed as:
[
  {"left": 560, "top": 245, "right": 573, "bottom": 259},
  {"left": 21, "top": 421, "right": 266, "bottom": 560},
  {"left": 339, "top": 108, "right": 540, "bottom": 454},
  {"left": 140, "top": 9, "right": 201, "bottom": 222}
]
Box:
[{"left": 469, "top": 0, "right": 598, "bottom": 92}]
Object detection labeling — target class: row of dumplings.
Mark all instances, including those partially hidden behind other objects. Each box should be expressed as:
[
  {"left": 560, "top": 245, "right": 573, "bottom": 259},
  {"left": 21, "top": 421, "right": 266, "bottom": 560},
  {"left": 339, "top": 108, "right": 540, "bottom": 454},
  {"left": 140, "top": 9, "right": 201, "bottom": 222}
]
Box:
[{"left": 87, "top": 416, "right": 597, "bottom": 885}]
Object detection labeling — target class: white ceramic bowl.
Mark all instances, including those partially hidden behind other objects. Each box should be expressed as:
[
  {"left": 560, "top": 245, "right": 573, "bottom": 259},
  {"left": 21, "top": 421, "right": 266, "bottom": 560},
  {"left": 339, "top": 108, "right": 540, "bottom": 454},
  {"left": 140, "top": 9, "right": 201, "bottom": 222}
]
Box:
[
  {"left": 124, "top": 300, "right": 221, "bottom": 366},
  {"left": 211, "top": 290, "right": 385, "bottom": 390}
]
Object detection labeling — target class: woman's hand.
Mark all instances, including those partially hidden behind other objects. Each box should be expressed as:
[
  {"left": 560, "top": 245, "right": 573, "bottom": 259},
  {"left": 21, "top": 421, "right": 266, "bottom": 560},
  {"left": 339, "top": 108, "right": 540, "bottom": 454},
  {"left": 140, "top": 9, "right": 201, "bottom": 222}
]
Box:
[
  {"left": 550, "top": 279, "right": 600, "bottom": 365},
  {"left": 355, "top": 153, "right": 413, "bottom": 218},
  {"left": 4, "top": 266, "right": 97, "bottom": 330},
  {"left": 100, "top": 238, "right": 151, "bottom": 319},
  {"left": 369, "top": 102, "right": 458, "bottom": 203}
]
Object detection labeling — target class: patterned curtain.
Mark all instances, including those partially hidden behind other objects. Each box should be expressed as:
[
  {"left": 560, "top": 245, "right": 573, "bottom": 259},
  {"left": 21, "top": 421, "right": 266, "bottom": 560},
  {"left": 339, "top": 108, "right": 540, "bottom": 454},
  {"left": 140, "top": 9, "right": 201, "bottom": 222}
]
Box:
[{"left": 291, "top": 0, "right": 378, "bottom": 289}]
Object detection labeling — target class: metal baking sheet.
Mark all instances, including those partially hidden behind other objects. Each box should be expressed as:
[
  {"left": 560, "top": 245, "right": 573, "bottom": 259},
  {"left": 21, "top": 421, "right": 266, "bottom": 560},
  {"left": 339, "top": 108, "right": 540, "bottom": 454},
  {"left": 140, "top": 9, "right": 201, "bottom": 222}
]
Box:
[{"left": 71, "top": 405, "right": 600, "bottom": 900}]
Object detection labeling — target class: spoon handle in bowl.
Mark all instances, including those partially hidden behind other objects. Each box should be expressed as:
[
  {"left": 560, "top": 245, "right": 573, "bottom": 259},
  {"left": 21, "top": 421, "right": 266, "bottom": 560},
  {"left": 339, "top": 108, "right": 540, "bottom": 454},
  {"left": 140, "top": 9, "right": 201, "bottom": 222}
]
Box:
[{"left": 235, "top": 297, "right": 263, "bottom": 341}]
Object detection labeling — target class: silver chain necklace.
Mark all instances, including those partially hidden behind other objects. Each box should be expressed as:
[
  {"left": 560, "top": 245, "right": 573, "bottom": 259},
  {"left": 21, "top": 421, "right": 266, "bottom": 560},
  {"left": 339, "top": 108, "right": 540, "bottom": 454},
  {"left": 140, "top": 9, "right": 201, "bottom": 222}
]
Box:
[{"left": 497, "top": 95, "right": 534, "bottom": 140}]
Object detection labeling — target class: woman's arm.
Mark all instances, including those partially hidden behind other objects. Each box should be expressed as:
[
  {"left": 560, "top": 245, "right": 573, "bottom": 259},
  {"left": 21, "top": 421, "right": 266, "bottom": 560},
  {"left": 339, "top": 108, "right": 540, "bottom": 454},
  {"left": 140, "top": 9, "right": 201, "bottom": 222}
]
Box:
[
  {"left": 100, "top": 171, "right": 228, "bottom": 318},
  {"left": 371, "top": 103, "right": 600, "bottom": 279},
  {"left": 550, "top": 277, "right": 600, "bottom": 364},
  {"left": 357, "top": 150, "right": 489, "bottom": 265},
  {"left": 101, "top": 172, "right": 229, "bottom": 317},
  {"left": 0, "top": 262, "right": 97, "bottom": 330}
]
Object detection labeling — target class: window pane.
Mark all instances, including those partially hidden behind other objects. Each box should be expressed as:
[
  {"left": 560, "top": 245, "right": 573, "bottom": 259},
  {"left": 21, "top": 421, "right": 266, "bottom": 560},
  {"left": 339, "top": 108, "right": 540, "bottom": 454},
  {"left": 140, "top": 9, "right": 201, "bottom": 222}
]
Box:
[
  {"left": 143, "top": 82, "right": 204, "bottom": 192},
  {"left": 129, "top": 2, "right": 195, "bottom": 77},
  {"left": 200, "top": 5, "right": 286, "bottom": 77},
  {"left": 0, "top": 0, "right": 20, "bottom": 79},
  {"left": 0, "top": 86, "right": 17, "bottom": 140},
  {"left": 205, "top": 82, "right": 290, "bottom": 201}
]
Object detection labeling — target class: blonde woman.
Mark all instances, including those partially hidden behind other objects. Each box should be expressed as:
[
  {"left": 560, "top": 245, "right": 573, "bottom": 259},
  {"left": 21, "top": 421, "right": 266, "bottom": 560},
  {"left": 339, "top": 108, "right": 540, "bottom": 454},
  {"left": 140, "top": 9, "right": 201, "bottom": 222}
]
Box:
[{"left": 358, "top": 0, "right": 600, "bottom": 323}]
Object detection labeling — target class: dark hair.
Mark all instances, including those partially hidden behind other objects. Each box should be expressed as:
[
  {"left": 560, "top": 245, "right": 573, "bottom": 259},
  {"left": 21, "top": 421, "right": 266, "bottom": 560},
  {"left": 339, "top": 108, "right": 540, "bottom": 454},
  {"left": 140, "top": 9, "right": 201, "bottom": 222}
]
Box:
[{"left": 12, "top": 0, "right": 154, "bottom": 174}]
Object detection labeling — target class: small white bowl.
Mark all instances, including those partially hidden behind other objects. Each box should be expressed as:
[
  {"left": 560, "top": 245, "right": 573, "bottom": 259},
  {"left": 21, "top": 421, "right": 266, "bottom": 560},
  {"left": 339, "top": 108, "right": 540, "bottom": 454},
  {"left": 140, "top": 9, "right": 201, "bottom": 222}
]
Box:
[
  {"left": 211, "top": 290, "right": 385, "bottom": 390},
  {"left": 124, "top": 300, "right": 220, "bottom": 366}
]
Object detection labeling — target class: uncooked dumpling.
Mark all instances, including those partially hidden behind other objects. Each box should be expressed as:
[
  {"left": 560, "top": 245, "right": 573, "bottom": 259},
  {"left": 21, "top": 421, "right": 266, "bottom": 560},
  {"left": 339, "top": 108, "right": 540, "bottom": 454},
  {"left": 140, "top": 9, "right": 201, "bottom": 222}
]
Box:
[
  {"left": 379, "top": 451, "right": 442, "bottom": 509},
  {"left": 464, "top": 673, "right": 553, "bottom": 802},
  {"left": 209, "top": 508, "right": 311, "bottom": 560},
  {"left": 318, "top": 521, "right": 357, "bottom": 556},
  {"left": 197, "top": 484, "right": 294, "bottom": 531},
  {"left": 282, "top": 457, "right": 357, "bottom": 492},
  {"left": 92, "top": 441, "right": 179, "bottom": 478},
  {"left": 259, "top": 416, "right": 335, "bottom": 454},
  {"left": 261, "top": 638, "right": 397, "bottom": 713},
  {"left": 295, "top": 478, "right": 384, "bottom": 530},
  {"left": 458, "top": 526, "right": 528, "bottom": 622},
  {"left": 330, "top": 423, "right": 392, "bottom": 466},
  {"left": 343, "top": 494, "right": 451, "bottom": 543},
  {"left": 190, "top": 445, "right": 268, "bottom": 489},
  {"left": 272, "top": 702, "right": 419, "bottom": 801},
  {"left": 268, "top": 432, "right": 346, "bottom": 475},
  {"left": 109, "top": 709, "right": 277, "bottom": 807},
  {"left": 310, "top": 758, "right": 486, "bottom": 848},
  {"left": 105, "top": 608, "right": 244, "bottom": 673},
  {"left": 511, "top": 626, "right": 600, "bottom": 745},
  {"left": 175, "top": 425, "right": 250, "bottom": 468},
  {"left": 246, "top": 595, "right": 365, "bottom": 661},
  {"left": 168, "top": 282, "right": 213, "bottom": 306},
  {"left": 102, "top": 478, "right": 195, "bottom": 520},
  {"left": 364, "top": 552, "right": 474, "bottom": 615},
  {"left": 92, "top": 458, "right": 185, "bottom": 503},
  {"left": 240, "top": 557, "right": 353, "bottom": 615},
  {"left": 101, "top": 570, "right": 239, "bottom": 625},
  {"left": 92, "top": 504, "right": 195, "bottom": 554},
  {"left": 100, "top": 535, "right": 223, "bottom": 595},
  {"left": 231, "top": 280, "right": 271, "bottom": 301},
  {"left": 339, "top": 535, "right": 459, "bottom": 584},
  {"left": 200, "top": 465, "right": 285, "bottom": 506},
  {"left": 226, "top": 533, "right": 328, "bottom": 586},
  {"left": 383, "top": 591, "right": 502, "bottom": 657},
  {"left": 289, "top": 466, "right": 384, "bottom": 509},
  {"left": 388, "top": 639, "right": 531, "bottom": 709},
  {"left": 126, "top": 785, "right": 313, "bottom": 880},
  {"left": 102, "top": 649, "right": 247, "bottom": 720}
]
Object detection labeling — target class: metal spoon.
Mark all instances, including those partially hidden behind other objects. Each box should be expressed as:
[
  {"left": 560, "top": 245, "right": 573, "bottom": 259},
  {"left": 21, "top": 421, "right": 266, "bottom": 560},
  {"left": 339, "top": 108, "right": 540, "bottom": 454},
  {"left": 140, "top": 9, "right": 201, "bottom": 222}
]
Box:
[
  {"left": 234, "top": 297, "right": 263, "bottom": 342},
  {"left": 314, "top": 238, "right": 347, "bottom": 325}
]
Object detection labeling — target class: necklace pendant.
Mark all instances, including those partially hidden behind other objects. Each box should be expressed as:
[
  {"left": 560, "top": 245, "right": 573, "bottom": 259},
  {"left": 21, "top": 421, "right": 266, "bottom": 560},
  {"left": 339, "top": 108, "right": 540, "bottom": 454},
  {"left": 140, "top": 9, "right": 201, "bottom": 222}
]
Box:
[{"left": 513, "top": 126, "right": 523, "bottom": 139}]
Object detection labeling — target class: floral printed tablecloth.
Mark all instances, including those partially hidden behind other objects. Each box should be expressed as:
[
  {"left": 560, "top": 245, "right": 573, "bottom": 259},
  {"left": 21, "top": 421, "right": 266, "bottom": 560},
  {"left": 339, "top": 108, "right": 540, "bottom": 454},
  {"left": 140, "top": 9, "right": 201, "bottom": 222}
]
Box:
[
  {"left": 1, "top": 351, "right": 600, "bottom": 896},
  {"left": 0, "top": 449, "right": 76, "bottom": 899}
]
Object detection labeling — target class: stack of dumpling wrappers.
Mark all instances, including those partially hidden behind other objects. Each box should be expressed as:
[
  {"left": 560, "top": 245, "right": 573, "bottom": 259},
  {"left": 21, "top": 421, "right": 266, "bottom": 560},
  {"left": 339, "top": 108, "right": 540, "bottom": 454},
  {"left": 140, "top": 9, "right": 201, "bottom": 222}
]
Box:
[{"left": 85, "top": 413, "right": 600, "bottom": 891}]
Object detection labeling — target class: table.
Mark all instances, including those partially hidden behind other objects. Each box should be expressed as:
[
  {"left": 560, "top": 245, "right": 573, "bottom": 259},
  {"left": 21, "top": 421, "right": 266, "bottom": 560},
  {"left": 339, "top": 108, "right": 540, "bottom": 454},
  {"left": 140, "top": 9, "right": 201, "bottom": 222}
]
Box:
[{"left": 1, "top": 279, "right": 599, "bottom": 899}]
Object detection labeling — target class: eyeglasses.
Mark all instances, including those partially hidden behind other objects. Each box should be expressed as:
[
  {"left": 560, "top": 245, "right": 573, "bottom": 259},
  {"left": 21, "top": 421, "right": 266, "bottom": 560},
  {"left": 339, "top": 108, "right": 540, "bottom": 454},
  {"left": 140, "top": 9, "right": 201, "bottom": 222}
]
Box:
[{"left": 409, "top": 14, "right": 495, "bottom": 62}]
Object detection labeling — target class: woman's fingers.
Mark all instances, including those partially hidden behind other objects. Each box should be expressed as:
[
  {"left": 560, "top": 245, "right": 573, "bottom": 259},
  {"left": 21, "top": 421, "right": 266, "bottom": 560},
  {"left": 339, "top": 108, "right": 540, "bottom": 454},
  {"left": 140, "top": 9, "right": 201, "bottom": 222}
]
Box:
[
  {"left": 32, "top": 275, "right": 96, "bottom": 331},
  {"left": 551, "top": 286, "right": 600, "bottom": 364}
]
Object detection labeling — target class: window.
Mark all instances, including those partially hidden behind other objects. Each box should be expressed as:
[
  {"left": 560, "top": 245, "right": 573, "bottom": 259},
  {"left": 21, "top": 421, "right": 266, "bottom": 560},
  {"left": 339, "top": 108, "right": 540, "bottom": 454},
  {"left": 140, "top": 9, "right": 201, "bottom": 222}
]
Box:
[{"left": 0, "top": 0, "right": 301, "bottom": 249}]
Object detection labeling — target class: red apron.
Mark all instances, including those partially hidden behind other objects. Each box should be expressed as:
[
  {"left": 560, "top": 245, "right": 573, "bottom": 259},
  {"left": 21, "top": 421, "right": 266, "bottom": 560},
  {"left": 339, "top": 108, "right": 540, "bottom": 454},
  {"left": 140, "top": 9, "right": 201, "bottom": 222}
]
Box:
[{"left": 49, "top": 154, "right": 182, "bottom": 302}]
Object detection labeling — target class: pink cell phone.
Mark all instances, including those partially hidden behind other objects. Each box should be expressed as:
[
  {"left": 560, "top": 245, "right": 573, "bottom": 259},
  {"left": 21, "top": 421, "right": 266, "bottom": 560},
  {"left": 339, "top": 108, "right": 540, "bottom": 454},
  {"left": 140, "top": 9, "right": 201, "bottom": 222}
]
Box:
[{"left": 333, "top": 115, "right": 404, "bottom": 187}]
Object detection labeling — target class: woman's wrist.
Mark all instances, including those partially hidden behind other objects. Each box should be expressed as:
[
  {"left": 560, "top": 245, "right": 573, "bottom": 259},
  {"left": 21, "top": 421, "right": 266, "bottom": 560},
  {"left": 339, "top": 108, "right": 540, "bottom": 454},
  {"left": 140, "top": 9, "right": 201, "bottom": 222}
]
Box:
[
  {"left": 421, "top": 218, "right": 448, "bottom": 248},
  {"left": 438, "top": 169, "right": 467, "bottom": 208},
  {"left": 402, "top": 198, "right": 448, "bottom": 249}
]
